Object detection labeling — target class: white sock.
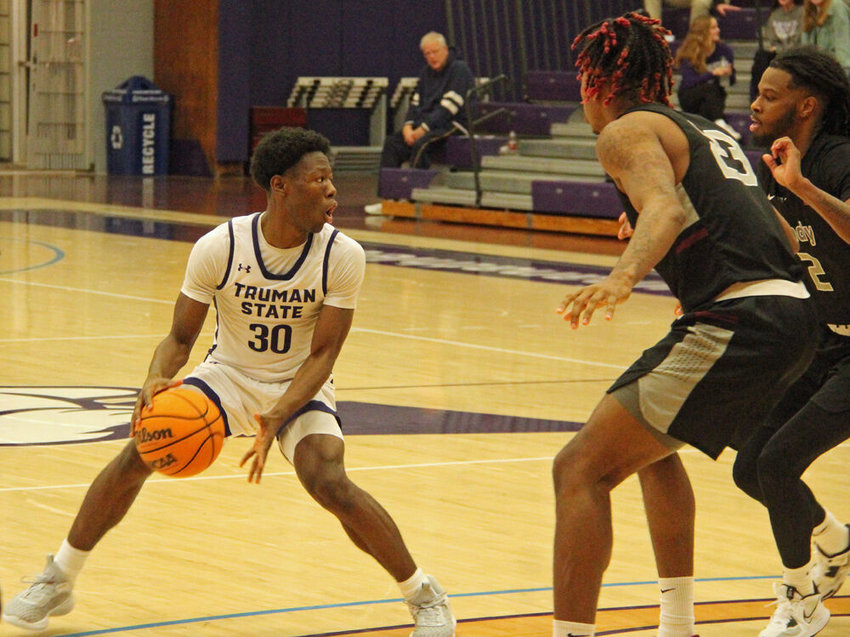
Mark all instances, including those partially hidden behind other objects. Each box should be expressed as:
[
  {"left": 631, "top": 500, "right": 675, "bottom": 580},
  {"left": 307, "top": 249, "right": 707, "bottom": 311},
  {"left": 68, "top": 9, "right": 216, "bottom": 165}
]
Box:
[
  {"left": 54, "top": 538, "right": 89, "bottom": 583},
  {"left": 658, "top": 576, "right": 695, "bottom": 637},
  {"left": 813, "top": 510, "right": 850, "bottom": 556},
  {"left": 784, "top": 562, "right": 814, "bottom": 597},
  {"left": 398, "top": 567, "right": 428, "bottom": 600},
  {"left": 553, "top": 619, "right": 594, "bottom": 636}
]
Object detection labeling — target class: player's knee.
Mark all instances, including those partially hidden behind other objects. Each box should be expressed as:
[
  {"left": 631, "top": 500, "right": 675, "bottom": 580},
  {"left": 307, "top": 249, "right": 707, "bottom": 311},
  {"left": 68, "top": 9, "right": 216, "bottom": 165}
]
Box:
[
  {"left": 304, "top": 469, "right": 355, "bottom": 511},
  {"left": 755, "top": 445, "right": 795, "bottom": 490},
  {"left": 731, "top": 454, "right": 761, "bottom": 501},
  {"left": 552, "top": 446, "right": 592, "bottom": 497}
]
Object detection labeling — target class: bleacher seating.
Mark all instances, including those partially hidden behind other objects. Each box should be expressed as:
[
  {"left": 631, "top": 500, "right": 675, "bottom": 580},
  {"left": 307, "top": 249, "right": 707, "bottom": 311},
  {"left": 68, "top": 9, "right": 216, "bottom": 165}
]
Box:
[{"left": 374, "top": 5, "right": 766, "bottom": 236}]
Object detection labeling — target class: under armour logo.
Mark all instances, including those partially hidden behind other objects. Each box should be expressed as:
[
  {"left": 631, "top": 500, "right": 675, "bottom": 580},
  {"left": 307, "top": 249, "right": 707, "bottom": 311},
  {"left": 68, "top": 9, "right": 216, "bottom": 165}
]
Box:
[{"left": 237, "top": 263, "right": 251, "bottom": 273}]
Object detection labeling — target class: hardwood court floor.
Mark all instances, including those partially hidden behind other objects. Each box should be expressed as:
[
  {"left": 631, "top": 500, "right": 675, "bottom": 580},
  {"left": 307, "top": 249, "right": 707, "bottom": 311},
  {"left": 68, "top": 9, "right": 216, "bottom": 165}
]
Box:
[{"left": 0, "top": 172, "right": 848, "bottom": 636}]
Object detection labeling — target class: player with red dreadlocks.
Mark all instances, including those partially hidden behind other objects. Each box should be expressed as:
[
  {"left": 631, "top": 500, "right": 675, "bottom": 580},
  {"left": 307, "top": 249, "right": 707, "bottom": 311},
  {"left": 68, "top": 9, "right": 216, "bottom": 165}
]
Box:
[
  {"left": 573, "top": 12, "right": 674, "bottom": 108},
  {"left": 550, "top": 12, "right": 820, "bottom": 637}
]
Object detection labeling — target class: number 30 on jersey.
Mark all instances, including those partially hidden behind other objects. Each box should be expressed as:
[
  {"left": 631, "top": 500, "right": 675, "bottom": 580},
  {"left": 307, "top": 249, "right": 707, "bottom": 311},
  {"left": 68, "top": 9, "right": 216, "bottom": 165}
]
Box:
[{"left": 248, "top": 323, "right": 293, "bottom": 353}]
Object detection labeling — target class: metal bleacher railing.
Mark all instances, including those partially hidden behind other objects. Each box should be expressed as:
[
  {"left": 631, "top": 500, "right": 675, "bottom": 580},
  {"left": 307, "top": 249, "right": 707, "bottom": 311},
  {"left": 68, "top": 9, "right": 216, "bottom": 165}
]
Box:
[{"left": 458, "top": 74, "right": 510, "bottom": 207}]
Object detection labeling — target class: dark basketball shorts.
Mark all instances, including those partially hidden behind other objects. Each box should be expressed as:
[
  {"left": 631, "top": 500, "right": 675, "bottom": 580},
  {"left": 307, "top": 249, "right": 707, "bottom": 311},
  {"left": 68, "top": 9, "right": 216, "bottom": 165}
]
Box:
[
  {"left": 767, "top": 326, "right": 850, "bottom": 428},
  {"left": 608, "top": 294, "right": 818, "bottom": 459}
]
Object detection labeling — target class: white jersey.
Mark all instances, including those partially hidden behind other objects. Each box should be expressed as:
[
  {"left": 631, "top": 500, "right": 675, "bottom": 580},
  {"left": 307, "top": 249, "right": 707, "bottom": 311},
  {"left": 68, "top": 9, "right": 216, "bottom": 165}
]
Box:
[{"left": 181, "top": 212, "right": 365, "bottom": 383}]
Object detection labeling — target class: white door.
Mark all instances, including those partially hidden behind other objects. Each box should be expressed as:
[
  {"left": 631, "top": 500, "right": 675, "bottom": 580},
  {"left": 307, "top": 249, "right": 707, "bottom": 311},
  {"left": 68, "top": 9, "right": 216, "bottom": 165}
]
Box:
[
  {"left": 0, "top": 0, "right": 11, "bottom": 161},
  {"left": 26, "top": 0, "right": 87, "bottom": 169}
]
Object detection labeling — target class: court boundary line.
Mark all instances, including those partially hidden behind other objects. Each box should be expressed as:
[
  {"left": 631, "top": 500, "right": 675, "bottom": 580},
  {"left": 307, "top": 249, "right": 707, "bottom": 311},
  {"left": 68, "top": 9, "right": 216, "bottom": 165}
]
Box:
[{"left": 50, "top": 580, "right": 836, "bottom": 637}]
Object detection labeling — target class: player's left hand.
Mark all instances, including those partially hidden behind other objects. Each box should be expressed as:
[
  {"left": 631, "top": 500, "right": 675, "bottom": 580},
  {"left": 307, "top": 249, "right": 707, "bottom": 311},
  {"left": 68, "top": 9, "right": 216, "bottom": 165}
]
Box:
[
  {"left": 240, "top": 412, "right": 285, "bottom": 483},
  {"left": 763, "top": 136, "right": 804, "bottom": 192},
  {"left": 556, "top": 276, "right": 632, "bottom": 328}
]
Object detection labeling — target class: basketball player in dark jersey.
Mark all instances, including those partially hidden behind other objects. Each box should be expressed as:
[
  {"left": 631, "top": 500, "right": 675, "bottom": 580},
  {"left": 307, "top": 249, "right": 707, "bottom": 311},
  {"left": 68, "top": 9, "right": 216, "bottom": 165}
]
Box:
[
  {"left": 731, "top": 46, "right": 850, "bottom": 637},
  {"left": 550, "top": 13, "right": 819, "bottom": 637}
]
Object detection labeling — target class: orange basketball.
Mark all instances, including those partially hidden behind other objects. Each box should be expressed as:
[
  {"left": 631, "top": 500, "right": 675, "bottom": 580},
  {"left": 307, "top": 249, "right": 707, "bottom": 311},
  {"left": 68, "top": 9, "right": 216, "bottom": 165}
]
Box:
[{"left": 134, "top": 386, "right": 225, "bottom": 477}]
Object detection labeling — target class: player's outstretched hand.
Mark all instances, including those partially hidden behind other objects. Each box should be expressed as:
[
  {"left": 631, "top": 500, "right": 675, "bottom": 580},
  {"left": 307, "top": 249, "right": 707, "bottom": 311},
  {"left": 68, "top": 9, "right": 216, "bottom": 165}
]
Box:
[
  {"left": 556, "top": 277, "right": 632, "bottom": 329},
  {"left": 131, "top": 377, "right": 182, "bottom": 436},
  {"left": 240, "top": 412, "right": 284, "bottom": 483}
]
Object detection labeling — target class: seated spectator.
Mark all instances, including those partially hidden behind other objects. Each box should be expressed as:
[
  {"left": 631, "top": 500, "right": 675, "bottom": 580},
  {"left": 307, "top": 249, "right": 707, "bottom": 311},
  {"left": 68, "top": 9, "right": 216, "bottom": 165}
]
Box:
[
  {"left": 675, "top": 15, "right": 741, "bottom": 139},
  {"left": 751, "top": 0, "right": 804, "bottom": 100},
  {"left": 644, "top": 0, "right": 739, "bottom": 25},
  {"left": 365, "top": 31, "right": 475, "bottom": 215},
  {"left": 803, "top": 0, "right": 850, "bottom": 72}
]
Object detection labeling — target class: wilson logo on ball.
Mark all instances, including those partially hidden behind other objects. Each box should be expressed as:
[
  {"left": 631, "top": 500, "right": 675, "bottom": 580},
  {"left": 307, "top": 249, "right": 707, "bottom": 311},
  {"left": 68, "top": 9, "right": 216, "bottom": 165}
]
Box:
[
  {"left": 136, "top": 427, "right": 174, "bottom": 443},
  {"left": 134, "top": 385, "right": 225, "bottom": 478}
]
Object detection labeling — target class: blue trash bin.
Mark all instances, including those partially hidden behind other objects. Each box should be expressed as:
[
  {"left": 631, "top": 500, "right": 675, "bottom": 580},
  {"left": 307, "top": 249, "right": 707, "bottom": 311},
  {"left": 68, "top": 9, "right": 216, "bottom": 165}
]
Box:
[{"left": 102, "top": 76, "right": 172, "bottom": 176}]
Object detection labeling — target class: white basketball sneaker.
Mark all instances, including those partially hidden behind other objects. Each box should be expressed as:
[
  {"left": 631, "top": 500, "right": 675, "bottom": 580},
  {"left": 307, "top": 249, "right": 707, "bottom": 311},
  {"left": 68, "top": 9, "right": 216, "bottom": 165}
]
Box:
[
  {"left": 758, "top": 582, "right": 829, "bottom": 637},
  {"left": 406, "top": 575, "right": 456, "bottom": 637},
  {"left": 813, "top": 527, "right": 850, "bottom": 599},
  {"left": 2, "top": 554, "right": 75, "bottom": 631}
]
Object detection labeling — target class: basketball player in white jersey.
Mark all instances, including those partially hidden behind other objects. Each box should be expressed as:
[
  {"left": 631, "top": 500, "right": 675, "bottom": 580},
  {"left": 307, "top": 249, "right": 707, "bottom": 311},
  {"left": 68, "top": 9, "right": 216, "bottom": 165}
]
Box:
[{"left": 3, "top": 127, "right": 456, "bottom": 636}]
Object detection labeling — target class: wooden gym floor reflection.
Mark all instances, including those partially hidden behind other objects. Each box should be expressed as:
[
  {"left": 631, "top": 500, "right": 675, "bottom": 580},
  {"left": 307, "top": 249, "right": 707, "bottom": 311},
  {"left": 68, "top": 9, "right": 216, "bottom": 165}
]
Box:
[{"left": 0, "top": 173, "right": 847, "bottom": 636}]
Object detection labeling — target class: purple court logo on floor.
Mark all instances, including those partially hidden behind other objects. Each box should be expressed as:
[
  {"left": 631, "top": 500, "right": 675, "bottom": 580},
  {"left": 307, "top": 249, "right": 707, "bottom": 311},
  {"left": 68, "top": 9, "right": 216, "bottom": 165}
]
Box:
[{"left": 0, "top": 386, "right": 135, "bottom": 445}]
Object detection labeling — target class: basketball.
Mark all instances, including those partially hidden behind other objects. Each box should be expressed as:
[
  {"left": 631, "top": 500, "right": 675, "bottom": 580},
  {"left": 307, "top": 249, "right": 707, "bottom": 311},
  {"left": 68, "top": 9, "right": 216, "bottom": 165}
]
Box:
[{"left": 134, "top": 386, "right": 225, "bottom": 477}]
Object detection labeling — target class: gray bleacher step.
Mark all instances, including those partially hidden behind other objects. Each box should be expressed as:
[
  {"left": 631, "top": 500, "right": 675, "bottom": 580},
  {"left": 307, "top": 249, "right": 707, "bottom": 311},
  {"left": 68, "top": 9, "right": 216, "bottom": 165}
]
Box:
[
  {"left": 482, "top": 154, "right": 606, "bottom": 178},
  {"left": 728, "top": 40, "right": 760, "bottom": 57},
  {"left": 519, "top": 138, "right": 598, "bottom": 160},
  {"left": 411, "top": 185, "right": 536, "bottom": 211},
  {"left": 331, "top": 146, "right": 381, "bottom": 172},
  {"left": 727, "top": 93, "right": 754, "bottom": 110},
  {"left": 411, "top": 185, "right": 478, "bottom": 206},
  {"left": 730, "top": 72, "right": 752, "bottom": 88},
  {"left": 445, "top": 170, "right": 605, "bottom": 194},
  {"left": 550, "top": 122, "right": 595, "bottom": 140},
  {"left": 480, "top": 191, "right": 534, "bottom": 210}
]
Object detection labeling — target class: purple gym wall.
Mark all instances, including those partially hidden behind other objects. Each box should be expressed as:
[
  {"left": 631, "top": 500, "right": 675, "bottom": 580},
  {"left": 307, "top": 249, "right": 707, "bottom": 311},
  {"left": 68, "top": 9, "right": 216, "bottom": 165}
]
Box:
[{"left": 213, "top": 0, "right": 449, "bottom": 153}]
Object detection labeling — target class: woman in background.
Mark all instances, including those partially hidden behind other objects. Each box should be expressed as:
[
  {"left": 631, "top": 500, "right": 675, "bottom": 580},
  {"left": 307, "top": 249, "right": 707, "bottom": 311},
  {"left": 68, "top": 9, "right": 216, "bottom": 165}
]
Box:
[
  {"left": 803, "top": 0, "right": 850, "bottom": 73},
  {"left": 675, "top": 15, "right": 740, "bottom": 139},
  {"left": 751, "top": 0, "right": 804, "bottom": 99}
]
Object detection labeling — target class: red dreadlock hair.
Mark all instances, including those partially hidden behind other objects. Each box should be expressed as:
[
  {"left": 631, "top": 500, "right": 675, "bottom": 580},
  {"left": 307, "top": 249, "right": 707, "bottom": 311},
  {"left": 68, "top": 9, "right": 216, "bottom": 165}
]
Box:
[{"left": 572, "top": 12, "right": 674, "bottom": 107}]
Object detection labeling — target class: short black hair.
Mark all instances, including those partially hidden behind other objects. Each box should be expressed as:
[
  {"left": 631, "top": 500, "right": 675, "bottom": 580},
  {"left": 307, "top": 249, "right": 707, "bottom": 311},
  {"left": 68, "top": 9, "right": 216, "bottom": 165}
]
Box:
[
  {"left": 250, "top": 127, "right": 332, "bottom": 192},
  {"left": 770, "top": 46, "right": 850, "bottom": 136}
]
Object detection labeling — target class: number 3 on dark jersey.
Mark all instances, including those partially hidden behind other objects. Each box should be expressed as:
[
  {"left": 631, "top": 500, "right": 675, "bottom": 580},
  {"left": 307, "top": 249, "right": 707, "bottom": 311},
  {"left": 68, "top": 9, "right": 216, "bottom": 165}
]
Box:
[
  {"left": 248, "top": 323, "right": 293, "bottom": 353},
  {"left": 698, "top": 126, "right": 758, "bottom": 187}
]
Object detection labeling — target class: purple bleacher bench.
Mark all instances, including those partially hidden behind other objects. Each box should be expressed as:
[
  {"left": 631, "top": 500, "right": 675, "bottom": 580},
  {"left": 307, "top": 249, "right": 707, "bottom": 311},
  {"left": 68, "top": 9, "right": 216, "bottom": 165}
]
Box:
[
  {"left": 718, "top": 8, "right": 758, "bottom": 40},
  {"left": 476, "top": 102, "right": 575, "bottom": 136},
  {"left": 525, "top": 71, "right": 582, "bottom": 103},
  {"left": 531, "top": 181, "right": 621, "bottom": 219},
  {"left": 444, "top": 135, "right": 506, "bottom": 169},
  {"left": 378, "top": 168, "right": 439, "bottom": 200}
]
